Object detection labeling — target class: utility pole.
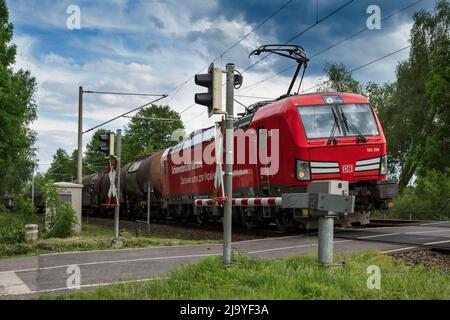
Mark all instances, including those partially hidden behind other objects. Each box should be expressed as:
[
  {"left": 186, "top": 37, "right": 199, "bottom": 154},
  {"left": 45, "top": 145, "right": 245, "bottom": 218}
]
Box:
[
  {"left": 223, "top": 63, "right": 235, "bottom": 266},
  {"left": 31, "top": 167, "right": 35, "bottom": 206},
  {"left": 77, "top": 86, "right": 83, "bottom": 184},
  {"left": 114, "top": 129, "right": 122, "bottom": 241}
]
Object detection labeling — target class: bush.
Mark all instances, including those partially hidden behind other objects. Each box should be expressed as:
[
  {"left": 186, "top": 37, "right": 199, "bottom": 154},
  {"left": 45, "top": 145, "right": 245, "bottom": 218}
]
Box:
[
  {"left": 13, "top": 196, "right": 36, "bottom": 221},
  {"left": 45, "top": 203, "right": 78, "bottom": 239},
  {"left": 0, "top": 203, "right": 9, "bottom": 214},
  {"left": 0, "top": 223, "right": 26, "bottom": 245},
  {"left": 393, "top": 169, "right": 450, "bottom": 220}
]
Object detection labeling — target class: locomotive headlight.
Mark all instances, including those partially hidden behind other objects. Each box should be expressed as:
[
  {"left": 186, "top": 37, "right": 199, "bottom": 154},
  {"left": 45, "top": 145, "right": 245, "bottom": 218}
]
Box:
[
  {"left": 296, "top": 160, "right": 311, "bottom": 181},
  {"left": 380, "top": 155, "right": 388, "bottom": 175}
]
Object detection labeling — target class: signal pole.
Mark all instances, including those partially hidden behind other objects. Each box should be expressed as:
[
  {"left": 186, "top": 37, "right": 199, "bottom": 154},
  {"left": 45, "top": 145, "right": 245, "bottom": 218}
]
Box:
[
  {"left": 114, "top": 129, "right": 122, "bottom": 241},
  {"left": 77, "top": 86, "right": 83, "bottom": 184},
  {"left": 223, "top": 63, "right": 235, "bottom": 266}
]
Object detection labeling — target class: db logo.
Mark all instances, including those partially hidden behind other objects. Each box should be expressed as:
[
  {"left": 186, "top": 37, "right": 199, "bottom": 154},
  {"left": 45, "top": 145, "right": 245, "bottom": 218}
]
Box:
[{"left": 342, "top": 164, "right": 354, "bottom": 173}]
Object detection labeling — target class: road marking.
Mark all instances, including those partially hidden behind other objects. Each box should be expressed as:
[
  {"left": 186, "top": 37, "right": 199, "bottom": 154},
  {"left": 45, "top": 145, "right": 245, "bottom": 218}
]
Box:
[
  {"left": 0, "top": 272, "right": 32, "bottom": 296},
  {"left": 246, "top": 240, "right": 353, "bottom": 254},
  {"left": 0, "top": 276, "right": 167, "bottom": 297},
  {"left": 357, "top": 232, "right": 400, "bottom": 239},
  {"left": 405, "top": 229, "right": 450, "bottom": 235},
  {"left": 39, "top": 242, "right": 222, "bottom": 257},
  {"left": 420, "top": 221, "right": 450, "bottom": 226},
  {"left": 423, "top": 239, "right": 450, "bottom": 245},
  {"left": 1, "top": 253, "right": 220, "bottom": 274},
  {"left": 232, "top": 234, "right": 306, "bottom": 244},
  {"left": 381, "top": 246, "right": 417, "bottom": 254}
]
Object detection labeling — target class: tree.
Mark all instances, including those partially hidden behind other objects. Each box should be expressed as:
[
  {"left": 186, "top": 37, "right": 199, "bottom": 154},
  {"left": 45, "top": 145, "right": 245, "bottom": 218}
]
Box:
[
  {"left": 320, "top": 1, "right": 449, "bottom": 191},
  {"left": 321, "top": 63, "right": 362, "bottom": 94},
  {"left": 394, "top": 0, "right": 449, "bottom": 189},
  {"left": 0, "top": 0, "right": 38, "bottom": 195},
  {"left": 84, "top": 129, "right": 108, "bottom": 172},
  {"left": 47, "top": 148, "right": 74, "bottom": 182},
  {"left": 122, "top": 104, "right": 184, "bottom": 163}
]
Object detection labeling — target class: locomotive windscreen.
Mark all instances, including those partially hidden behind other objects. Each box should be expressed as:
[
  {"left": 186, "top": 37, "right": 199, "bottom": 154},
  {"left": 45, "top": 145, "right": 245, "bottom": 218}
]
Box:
[{"left": 298, "top": 104, "right": 379, "bottom": 139}]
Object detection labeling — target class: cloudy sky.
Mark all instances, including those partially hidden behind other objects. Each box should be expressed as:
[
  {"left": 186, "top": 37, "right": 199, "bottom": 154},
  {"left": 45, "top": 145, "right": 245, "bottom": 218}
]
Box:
[{"left": 7, "top": 0, "right": 434, "bottom": 173}]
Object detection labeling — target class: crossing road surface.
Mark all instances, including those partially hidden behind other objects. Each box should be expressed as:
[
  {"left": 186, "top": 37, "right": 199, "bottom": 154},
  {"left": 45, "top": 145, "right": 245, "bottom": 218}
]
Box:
[{"left": 0, "top": 221, "right": 449, "bottom": 299}]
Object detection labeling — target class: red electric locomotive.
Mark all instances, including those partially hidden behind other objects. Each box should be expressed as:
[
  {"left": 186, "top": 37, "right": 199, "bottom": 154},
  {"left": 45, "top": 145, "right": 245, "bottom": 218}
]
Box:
[
  {"left": 159, "top": 92, "right": 398, "bottom": 230},
  {"left": 80, "top": 45, "right": 398, "bottom": 231}
]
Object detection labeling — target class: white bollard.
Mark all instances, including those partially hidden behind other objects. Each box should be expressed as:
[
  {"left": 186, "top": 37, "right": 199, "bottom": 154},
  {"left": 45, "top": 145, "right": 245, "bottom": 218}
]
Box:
[{"left": 25, "top": 224, "right": 39, "bottom": 244}]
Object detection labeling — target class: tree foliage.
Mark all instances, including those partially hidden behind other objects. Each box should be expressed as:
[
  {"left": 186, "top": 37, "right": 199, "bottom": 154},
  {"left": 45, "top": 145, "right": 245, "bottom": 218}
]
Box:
[
  {"left": 0, "top": 0, "right": 37, "bottom": 195},
  {"left": 393, "top": 169, "right": 450, "bottom": 220},
  {"left": 84, "top": 129, "right": 108, "bottom": 172},
  {"left": 122, "top": 104, "right": 184, "bottom": 163},
  {"left": 47, "top": 148, "right": 75, "bottom": 182}
]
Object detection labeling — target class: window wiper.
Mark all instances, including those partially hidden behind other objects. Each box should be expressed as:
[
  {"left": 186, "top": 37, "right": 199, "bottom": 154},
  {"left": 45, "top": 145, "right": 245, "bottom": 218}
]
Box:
[
  {"left": 338, "top": 106, "right": 368, "bottom": 143},
  {"left": 327, "top": 108, "right": 340, "bottom": 145}
]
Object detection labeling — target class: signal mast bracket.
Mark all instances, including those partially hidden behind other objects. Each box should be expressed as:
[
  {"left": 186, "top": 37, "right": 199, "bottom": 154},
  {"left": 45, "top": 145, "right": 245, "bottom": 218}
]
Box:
[{"left": 249, "top": 44, "right": 309, "bottom": 97}]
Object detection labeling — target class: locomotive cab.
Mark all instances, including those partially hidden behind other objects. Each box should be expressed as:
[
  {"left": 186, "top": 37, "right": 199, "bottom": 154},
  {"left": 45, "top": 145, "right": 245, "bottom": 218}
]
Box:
[{"left": 290, "top": 93, "right": 398, "bottom": 216}]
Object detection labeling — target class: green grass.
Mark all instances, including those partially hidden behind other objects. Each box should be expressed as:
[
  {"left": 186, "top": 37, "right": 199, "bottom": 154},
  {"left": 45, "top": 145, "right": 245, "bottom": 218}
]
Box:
[
  {"left": 44, "top": 252, "right": 450, "bottom": 300},
  {"left": 372, "top": 210, "right": 449, "bottom": 221},
  {"left": 0, "top": 211, "right": 216, "bottom": 259}
]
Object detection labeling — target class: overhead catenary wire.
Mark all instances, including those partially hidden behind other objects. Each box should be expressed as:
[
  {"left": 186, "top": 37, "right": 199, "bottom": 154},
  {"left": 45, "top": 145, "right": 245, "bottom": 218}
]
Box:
[
  {"left": 122, "top": 115, "right": 181, "bottom": 122},
  {"left": 162, "top": 0, "right": 295, "bottom": 102},
  {"left": 83, "top": 95, "right": 167, "bottom": 134},
  {"left": 239, "top": 0, "right": 424, "bottom": 93},
  {"left": 241, "top": 0, "right": 355, "bottom": 74},
  {"left": 83, "top": 90, "right": 165, "bottom": 97},
  {"left": 299, "top": 45, "right": 412, "bottom": 94},
  {"left": 187, "top": 44, "right": 413, "bottom": 123},
  {"left": 178, "top": 0, "right": 353, "bottom": 116}
]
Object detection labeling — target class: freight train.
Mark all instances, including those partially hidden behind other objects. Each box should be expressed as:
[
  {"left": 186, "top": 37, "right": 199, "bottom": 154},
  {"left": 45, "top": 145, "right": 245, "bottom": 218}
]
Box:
[{"left": 79, "top": 92, "right": 398, "bottom": 231}]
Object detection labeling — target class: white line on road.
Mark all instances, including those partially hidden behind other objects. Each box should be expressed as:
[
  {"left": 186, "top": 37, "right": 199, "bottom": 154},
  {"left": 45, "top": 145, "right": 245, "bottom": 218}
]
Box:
[
  {"left": 39, "top": 242, "right": 222, "bottom": 257},
  {"left": 0, "top": 272, "right": 32, "bottom": 296},
  {"left": 246, "top": 240, "right": 353, "bottom": 254},
  {"left": 381, "top": 246, "right": 417, "bottom": 254},
  {"left": 423, "top": 239, "right": 450, "bottom": 245},
  {"left": 420, "top": 221, "right": 450, "bottom": 226},
  {"left": 232, "top": 234, "right": 307, "bottom": 244},
  {"left": 405, "top": 229, "right": 450, "bottom": 235},
  {"left": 0, "top": 276, "right": 168, "bottom": 297},
  {"left": 357, "top": 233, "right": 400, "bottom": 239},
  {"left": 1, "top": 253, "right": 220, "bottom": 274}
]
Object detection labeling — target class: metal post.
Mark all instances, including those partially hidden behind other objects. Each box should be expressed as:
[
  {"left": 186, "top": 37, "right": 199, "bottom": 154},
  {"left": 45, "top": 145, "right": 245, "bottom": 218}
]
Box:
[
  {"left": 318, "top": 215, "right": 334, "bottom": 265},
  {"left": 31, "top": 168, "right": 35, "bottom": 207},
  {"left": 114, "top": 129, "right": 122, "bottom": 241},
  {"left": 223, "top": 63, "right": 235, "bottom": 266},
  {"left": 147, "top": 184, "right": 151, "bottom": 233},
  {"left": 77, "top": 86, "right": 83, "bottom": 184}
]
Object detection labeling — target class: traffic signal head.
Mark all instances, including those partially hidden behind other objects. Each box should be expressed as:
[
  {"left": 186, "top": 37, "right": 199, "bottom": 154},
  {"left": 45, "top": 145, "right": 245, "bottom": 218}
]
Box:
[
  {"left": 98, "top": 132, "right": 115, "bottom": 157},
  {"left": 195, "top": 63, "right": 222, "bottom": 117}
]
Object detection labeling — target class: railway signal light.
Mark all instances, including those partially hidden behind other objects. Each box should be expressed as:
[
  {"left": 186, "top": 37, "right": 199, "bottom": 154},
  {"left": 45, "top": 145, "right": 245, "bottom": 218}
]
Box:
[
  {"left": 98, "top": 132, "right": 115, "bottom": 156},
  {"left": 195, "top": 63, "right": 222, "bottom": 117}
]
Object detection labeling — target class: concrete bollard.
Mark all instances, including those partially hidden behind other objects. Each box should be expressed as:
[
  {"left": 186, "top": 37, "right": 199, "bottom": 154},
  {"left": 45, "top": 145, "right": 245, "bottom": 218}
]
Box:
[{"left": 25, "top": 224, "right": 39, "bottom": 244}]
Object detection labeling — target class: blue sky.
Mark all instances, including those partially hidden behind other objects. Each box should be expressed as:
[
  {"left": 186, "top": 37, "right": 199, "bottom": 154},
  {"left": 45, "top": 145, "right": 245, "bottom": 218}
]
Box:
[{"left": 6, "top": 0, "right": 434, "bottom": 173}]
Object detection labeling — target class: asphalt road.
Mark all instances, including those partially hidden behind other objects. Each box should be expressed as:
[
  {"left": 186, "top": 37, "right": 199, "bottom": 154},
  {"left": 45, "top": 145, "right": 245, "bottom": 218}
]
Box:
[{"left": 1, "top": 221, "right": 449, "bottom": 299}]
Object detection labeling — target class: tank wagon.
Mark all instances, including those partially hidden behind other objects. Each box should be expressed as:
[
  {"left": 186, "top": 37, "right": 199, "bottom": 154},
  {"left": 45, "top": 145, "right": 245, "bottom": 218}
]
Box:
[{"left": 81, "top": 92, "right": 399, "bottom": 231}]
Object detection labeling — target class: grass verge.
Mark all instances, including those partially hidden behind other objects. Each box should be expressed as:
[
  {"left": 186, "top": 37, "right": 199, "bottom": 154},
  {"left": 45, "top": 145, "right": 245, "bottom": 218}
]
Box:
[{"left": 43, "top": 251, "right": 450, "bottom": 300}]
